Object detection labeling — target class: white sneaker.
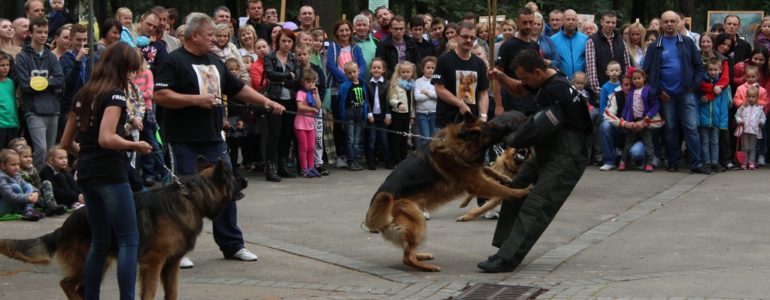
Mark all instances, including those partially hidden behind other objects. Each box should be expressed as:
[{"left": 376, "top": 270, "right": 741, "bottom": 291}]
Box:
[
  {"left": 231, "top": 248, "right": 258, "bottom": 261},
  {"left": 599, "top": 164, "right": 615, "bottom": 171},
  {"left": 179, "top": 256, "right": 194, "bottom": 268},
  {"left": 483, "top": 209, "right": 499, "bottom": 219},
  {"left": 422, "top": 208, "right": 430, "bottom": 220},
  {"left": 335, "top": 157, "right": 348, "bottom": 168},
  {"left": 758, "top": 155, "right": 766, "bottom": 166}
]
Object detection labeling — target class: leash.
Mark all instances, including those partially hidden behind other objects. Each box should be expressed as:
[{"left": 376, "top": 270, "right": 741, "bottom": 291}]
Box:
[{"left": 217, "top": 98, "right": 445, "bottom": 143}]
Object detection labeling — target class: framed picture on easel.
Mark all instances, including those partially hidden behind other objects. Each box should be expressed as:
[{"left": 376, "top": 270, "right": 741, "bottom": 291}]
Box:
[{"left": 707, "top": 10, "right": 764, "bottom": 42}]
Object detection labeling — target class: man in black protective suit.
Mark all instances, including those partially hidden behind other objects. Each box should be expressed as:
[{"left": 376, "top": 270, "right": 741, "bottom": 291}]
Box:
[{"left": 478, "top": 50, "right": 593, "bottom": 273}]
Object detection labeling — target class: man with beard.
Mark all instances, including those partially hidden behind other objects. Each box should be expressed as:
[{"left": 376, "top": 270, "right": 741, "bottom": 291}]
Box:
[
  {"left": 151, "top": 6, "right": 181, "bottom": 52},
  {"left": 490, "top": 6, "right": 539, "bottom": 116},
  {"left": 373, "top": 7, "right": 392, "bottom": 41}
]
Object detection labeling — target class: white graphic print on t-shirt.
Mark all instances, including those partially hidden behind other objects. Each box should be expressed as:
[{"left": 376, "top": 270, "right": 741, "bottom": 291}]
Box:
[{"left": 193, "top": 64, "right": 222, "bottom": 104}]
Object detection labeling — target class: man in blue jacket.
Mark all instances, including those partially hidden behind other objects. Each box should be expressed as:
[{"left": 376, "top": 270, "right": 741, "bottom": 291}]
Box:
[
  {"left": 550, "top": 9, "right": 587, "bottom": 80},
  {"left": 642, "top": 11, "right": 710, "bottom": 174}
]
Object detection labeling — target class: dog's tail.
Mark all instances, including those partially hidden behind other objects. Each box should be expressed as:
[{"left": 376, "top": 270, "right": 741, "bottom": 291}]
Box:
[
  {"left": 0, "top": 230, "right": 58, "bottom": 265},
  {"left": 365, "top": 192, "right": 395, "bottom": 230}
]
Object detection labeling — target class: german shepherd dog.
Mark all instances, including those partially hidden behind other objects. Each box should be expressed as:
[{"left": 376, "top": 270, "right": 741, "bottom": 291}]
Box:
[
  {"left": 0, "top": 157, "right": 246, "bottom": 300},
  {"left": 456, "top": 148, "right": 527, "bottom": 222},
  {"left": 365, "top": 112, "right": 531, "bottom": 272}
]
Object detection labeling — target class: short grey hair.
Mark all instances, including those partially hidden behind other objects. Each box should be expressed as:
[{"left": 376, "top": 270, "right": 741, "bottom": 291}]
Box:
[
  {"left": 353, "top": 14, "right": 369, "bottom": 25},
  {"left": 184, "top": 12, "right": 215, "bottom": 40}
]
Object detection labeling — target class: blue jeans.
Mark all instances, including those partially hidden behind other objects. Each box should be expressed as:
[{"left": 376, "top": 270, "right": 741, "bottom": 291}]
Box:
[
  {"left": 366, "top": 114, "right": 390, "bottom": 163},
  {"left": 79, "top": 182, "right": 138, "bottom": 300},
  {"left": 168, "top": 142, "right": 244, "bottom": 257},
  {"left": 700, "top": 127, "right": 719, "bottom": 165},
  {"left": 599, "top": 121, "right": 645, "bottom": 165},
  {"left": 345, "top": 107, "right": 364, "bottom": 164},
  {"left": 0, "top": 183, "right": 35, "bottom": 215},
  {"left": 415, "top": 112, "right": 436, "bottom": 146},
  {"left": 661, "top": 92, "right": 703, "bottom": 168},
  {"left": 140, "top": 126, "right": 167, "bottom": 182}
]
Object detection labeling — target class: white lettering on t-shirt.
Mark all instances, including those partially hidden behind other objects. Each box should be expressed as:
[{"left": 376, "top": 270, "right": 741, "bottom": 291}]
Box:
[
  {"left": 112, "top": 94, "right": 127, "bottom": 102},
  {"left": 155, "top": 82, "right": 169, "bottom": 88}
]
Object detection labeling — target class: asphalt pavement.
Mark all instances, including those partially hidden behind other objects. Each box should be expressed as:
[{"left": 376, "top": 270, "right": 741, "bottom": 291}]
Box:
[{"left": 1, "top": 165, "right": 769, "bottom": 299}]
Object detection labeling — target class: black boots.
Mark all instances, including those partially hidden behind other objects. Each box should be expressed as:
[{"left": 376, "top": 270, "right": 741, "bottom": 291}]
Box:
[
  {"left": 277, "top": 159, "right": 297, "bottom": 178},
  {"left": 265, "top": 162, "right": 281, "bottom": 182}
]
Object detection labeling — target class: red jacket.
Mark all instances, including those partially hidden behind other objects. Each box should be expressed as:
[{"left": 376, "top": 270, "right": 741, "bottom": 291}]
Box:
[{"left": 700, "top": 59, "right": 731, "bottom": 101}]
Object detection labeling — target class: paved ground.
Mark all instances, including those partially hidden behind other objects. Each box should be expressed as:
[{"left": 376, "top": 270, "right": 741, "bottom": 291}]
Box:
[{"left": 1, "top": 165, "right": 770, "bottom": 299}]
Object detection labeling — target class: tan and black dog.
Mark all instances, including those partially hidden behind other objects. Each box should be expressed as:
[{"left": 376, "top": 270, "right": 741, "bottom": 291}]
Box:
[
  {"left": 456, "top": 147, "right": 528, "bottom": 222},
  {"left": 365, "top": 112, "right": 530, "bottom": 272},
  {"left": 0, "top": 158, "right": 246, "bottom": 300}
]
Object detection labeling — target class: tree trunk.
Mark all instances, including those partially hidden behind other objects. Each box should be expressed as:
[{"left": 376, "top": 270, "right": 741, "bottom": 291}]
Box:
[{"left": 305, "top": 0, "right": 341, "bottom": 34}]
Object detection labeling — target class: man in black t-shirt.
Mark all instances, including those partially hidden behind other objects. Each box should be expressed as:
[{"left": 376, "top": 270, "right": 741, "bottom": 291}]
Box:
[
  {"left": 432, "top": 22, "right": 490, "bottom": 128},
  {"left": 154, "top": 13, "right": 284, "bottom": 268},
  {"left": 492, "top": 7, "right": 539, "bottom": 115},
  {"left": 479, "top": 50, "right": 592, "bottom": 273}
]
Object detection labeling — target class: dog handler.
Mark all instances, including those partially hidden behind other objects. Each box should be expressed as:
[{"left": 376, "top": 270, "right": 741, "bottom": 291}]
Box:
[
  {"left": 479, "top": 50, "right": 592, "bottom": 272},
  {"left": 153, "top": 13, "right": 284, "bottom": 268},
  {"left": 59, "top": 42, "right": 153, "bottom": 299}
]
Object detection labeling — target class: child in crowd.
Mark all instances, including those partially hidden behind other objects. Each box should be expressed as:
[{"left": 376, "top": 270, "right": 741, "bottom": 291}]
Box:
[
  {"left": 224, "top": 57, "right": 248, "bottom": 170},
  {"left": 295, "top": 69, "right": 322, "bottom": 178},
  {"left": 7, "top": 138, "right": 27, "bottom": 152},
  {"left": 735, "top": 86, "right": 766, "bottom": 170},
  {"left": 249, "top": 39, "right": 270, "bottom": 93},
  {"left": 116, "top": 7, "right": 146, "bottom": 48},
  {"left": 414, "top": 56, "right": 437, "bottom": 146},
  {"left": 734, "top": 66, "right": 768, "bottom": 109},
  {"left": 699, "top": 57, "right": 731, "bottom": 173},
  {"left": 338, "top": 61, "right": 369, "bottom": 171},
  {"left": 0, "top": 149, "right": 44, "bottom": 221},
  {"left": 48, "top": 0, "right": 75, "bottom": 44},
  {"left": 573, "top": 71, "right": 601, "bottom": 164},
  {"left": 15, "top": 144, "right": 66, "bottom": 215},
  {"left": 40, "top": 146, "right": 84, "bottom": 209},
  {"left": 295, "top": 44, "right": 329, "bottom": 175},
  {"left": 619, "top": 69, "right": 659, "bottom": 172},
  {"left": 599, "top": 60, "right": 622, "bottom": 121},
  {"left": 0, "top": 53, "right": 18, "bottom": 149},
  {"left": 242, "top": 55, "right": 254, "bottom": 70},
  {"left": 134, "top": 54, "right": 165, "bottom": 186},
  {"left": 125, "top": 69, "right": 146, "bottom": 167},
  {"left": 388, "top": 61, "right": 417, "bottom": 165},
  {"left": 754, "top": 17, "right": 770, "bottom": 50},
  {"left": 366, "top": 58, "right": 392, "bottom": 170}
]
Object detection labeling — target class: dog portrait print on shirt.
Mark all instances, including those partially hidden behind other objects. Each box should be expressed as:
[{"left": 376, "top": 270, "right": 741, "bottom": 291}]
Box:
[
  {"left": 456, "top": 70, "right": 478, "bottom": 105},
  {"left": 193, "top": 64, "right": 222, "bottom": 104}
]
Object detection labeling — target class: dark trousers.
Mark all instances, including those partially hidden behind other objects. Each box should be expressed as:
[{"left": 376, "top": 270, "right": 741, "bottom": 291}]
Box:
[
  {"left": 168, "top": 141, "right": 244, "bottom": 257},
  {"left": 389, "top": 115, "right": 410, "bottom": 164},
  {"left": 265, "top": 99, "right": 296, "bottom": 164},
  {"left": 366, "top": 114, "right": 390, "bottom": 164},
  {"left": 492, "top": 130, "right": 589, "bottom": 265},
  {"left": 332, "top": 95, "right": 347, "bottom": 159},
  {"left": 0, "top": 127, "right": 20, "bottom": 149},
  {"left": 140, "top": 126, "right": 167, "bottom": 182}
]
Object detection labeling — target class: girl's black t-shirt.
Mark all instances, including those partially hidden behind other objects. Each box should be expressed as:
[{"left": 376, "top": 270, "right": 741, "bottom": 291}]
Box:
[{"left": 76, "top": 90, "right": 129, "bottom": 184}]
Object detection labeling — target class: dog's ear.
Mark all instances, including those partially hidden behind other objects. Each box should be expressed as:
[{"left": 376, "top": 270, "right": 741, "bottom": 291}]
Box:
[
  {"left": 213, "top": 158, "right": 228, "bottom": 181},
  {"left": 196, "top": 156, "right": 212, "bottom": 172}
]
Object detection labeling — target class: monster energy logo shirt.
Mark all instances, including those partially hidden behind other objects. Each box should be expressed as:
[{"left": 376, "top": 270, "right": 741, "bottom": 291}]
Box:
[{"left": 347, "top": 83, "right": 365, "bottom": 108}]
